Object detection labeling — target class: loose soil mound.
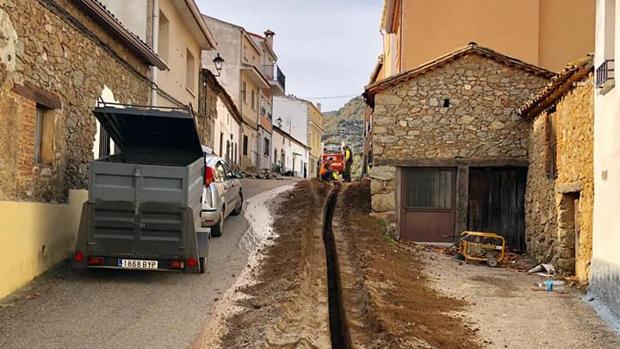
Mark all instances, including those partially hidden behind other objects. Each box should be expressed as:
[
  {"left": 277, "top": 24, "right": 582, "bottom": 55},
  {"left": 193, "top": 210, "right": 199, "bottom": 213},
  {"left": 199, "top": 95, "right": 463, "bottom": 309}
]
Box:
[
  {"left": 219, "top": 180, "right": 332, "bottom": 348},
  {"left": 334, "top": 180, "right": 481, "bottom": 349}
]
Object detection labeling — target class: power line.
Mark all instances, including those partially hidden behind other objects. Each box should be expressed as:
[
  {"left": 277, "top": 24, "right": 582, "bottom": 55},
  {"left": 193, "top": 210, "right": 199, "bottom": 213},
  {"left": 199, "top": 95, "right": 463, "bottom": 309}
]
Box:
[{"left": 302, "top": 93, "right": 361, "bottom": 100}]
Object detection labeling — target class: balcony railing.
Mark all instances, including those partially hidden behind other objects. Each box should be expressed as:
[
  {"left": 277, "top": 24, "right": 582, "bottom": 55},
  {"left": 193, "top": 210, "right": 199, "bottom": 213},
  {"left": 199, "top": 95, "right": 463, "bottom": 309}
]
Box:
[
  {"left": 261, "top": 64, "right": 286, "bottom": 92},
  {"left": 596, "top": 59, "right": 615, "bottom": 89}
]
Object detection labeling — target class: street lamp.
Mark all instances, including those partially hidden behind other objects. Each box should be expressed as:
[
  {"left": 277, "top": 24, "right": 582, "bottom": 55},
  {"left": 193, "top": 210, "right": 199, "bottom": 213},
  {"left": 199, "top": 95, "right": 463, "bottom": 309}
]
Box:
[
  {"left": 276, "top": 117, "right": 282, "bottom": 127},
  {"left": 213, "top": 53, "right": 224, "bottom": 76}
]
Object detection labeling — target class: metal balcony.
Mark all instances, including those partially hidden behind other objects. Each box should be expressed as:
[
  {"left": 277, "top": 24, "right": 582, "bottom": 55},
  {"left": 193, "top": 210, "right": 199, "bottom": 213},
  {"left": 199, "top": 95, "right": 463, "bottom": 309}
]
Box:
[
  {"left": 596, "top": 59, "right": 615, "bottom": 90},
  {"left": 261, "top": 64, "right": 286, "bottom": 95}
]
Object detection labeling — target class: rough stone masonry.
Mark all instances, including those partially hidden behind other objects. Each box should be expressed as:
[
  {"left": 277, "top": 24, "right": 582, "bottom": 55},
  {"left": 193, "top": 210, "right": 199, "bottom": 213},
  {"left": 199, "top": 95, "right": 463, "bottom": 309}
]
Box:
[
  {"left": 0, "top": 0, "right": 151, "bottom": 203},
  {"left": 368, "top": 51, "right": 550, "bottom": 238}
]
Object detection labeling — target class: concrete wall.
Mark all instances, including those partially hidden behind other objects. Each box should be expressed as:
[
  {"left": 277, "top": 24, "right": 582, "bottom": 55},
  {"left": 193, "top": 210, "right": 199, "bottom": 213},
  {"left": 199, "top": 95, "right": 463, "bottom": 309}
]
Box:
[
  {"left": 213, "top": 96, "right": 240, "bottom": 165},
  {"left": 383, "top": 0, "right": 594, "bottom": 74},
  {"left": 273, "top": 96, "right": 309, "bottom": 146},
  {"left": 156, "top": 0, "right": 202, "bottom": 108},
  {"left": 525, "top": 76, "right": 594, "bottom": 282},
  {"left": 256, "top": 126, "right": 272, "bottom": 170},
  {"left": 202, "top": 16, "right": 242, "bottom": 108},
  {"left": 97, "top": 0, "right": 148, "bottom": 41},
  {"left": 272, "top": 128, "right": 308, "bottom": 178},
  {"left": 591, "top": 0, "right": 620, "bottom": 320},
  {"left": 0, "top": 190, "right": 87, "bottom": 300}
]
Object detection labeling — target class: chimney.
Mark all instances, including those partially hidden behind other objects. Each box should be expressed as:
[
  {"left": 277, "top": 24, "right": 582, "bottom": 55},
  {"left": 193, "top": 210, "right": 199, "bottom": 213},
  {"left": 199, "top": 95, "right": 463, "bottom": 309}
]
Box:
[
  {"left": 264, "top": 29, "right": 275, "bottom": 49},
  {"left": 316, "top": 103, "right": 322, "bottom": 112}
]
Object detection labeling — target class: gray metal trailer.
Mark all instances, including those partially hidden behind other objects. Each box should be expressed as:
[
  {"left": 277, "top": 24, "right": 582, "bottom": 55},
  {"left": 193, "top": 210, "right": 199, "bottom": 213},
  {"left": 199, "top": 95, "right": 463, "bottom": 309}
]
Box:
[{"left": 74, "top": 105, "right": 208, "bottom": 273}]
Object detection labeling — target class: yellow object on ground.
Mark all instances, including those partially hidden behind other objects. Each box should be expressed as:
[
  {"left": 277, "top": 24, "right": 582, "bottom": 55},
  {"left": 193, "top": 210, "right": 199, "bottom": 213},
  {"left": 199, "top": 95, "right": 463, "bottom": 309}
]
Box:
[{"left": 458, "top": 231, "right": 506, "bottom": 267}]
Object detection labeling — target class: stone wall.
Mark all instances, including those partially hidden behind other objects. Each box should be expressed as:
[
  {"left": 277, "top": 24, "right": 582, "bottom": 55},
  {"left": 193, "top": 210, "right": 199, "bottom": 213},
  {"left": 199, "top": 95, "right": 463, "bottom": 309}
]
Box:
[
  {"left": 372, "top": 54, "right": 548, "bottom": 163},
  {"left": 370, "top": 53, "right": 548, "bottom": 231},
  {"left": 198, "top": 70, "right": 217, "bottom": 148},
  {"left": 525, "top": 75, "right": 594, "bottom": 281},
  {"left": 0, "top": 0, "right": 151, "bottom": 203}
]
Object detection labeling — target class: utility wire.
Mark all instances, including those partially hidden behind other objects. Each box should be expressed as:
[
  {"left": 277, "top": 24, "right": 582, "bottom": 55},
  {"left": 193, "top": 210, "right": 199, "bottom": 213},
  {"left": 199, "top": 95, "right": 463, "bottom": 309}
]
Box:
[{"left": 302, "top": 93, "right": 361, "bottom": 100}]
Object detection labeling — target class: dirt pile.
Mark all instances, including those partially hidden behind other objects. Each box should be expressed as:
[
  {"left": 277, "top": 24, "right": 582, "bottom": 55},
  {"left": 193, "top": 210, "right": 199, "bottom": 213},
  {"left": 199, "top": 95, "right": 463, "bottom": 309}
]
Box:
[
  {"left": 217, "top": 180, "right": 333, "bottom": 348},
  {"left": 332, "top": 180, "right": 481, "bottom": 349}
]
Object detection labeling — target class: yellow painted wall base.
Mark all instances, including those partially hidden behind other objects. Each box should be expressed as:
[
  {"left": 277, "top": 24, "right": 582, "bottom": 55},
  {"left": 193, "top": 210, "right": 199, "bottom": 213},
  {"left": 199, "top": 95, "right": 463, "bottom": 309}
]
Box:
[{"left": 0, "top": 190, "right": 87, "bottom": 300}]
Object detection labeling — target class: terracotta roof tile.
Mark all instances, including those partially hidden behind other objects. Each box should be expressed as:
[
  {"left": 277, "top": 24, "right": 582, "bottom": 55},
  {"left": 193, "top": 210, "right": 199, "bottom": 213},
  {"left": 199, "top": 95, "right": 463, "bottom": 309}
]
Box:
[
  {"left": 518, "top": 55, "right": 593, "bottom": 119},
  {"left": 365, "top": 43, "right": 555, "bottom": 94}
]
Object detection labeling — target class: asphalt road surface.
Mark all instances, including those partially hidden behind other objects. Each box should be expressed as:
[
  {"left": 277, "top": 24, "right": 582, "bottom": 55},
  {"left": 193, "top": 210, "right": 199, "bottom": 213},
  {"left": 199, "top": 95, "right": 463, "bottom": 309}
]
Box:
[{"left": 0, "top": 179, "right": 295, "bottom": 349}]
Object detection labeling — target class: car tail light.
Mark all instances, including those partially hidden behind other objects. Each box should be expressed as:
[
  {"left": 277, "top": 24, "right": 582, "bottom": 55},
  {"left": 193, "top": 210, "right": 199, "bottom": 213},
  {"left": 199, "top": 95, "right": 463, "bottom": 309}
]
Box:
[
  {"left": 88, "top": 256, "right": 104, "bottom": 266},
  {"left": 168, "top": 260, "right": 184, "bottom": 270},
  {"left": 187, "top": 257, "right": 198, "bottom": 268},
  {"left": 204, "top": 166, "right": 215, "bottom": 186},
  {"left": 74, "top": 250, "right": 84, "bottom": 263}
]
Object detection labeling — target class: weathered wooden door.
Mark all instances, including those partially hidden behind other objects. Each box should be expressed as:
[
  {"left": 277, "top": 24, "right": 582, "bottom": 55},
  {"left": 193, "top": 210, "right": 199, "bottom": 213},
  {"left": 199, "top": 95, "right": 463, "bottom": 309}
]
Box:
[
  {"left": 401, "top": 168, "right": 456, "bottom": 242},
  {"left": 468, "top": 167, "right": 527, "bottom": 251}
]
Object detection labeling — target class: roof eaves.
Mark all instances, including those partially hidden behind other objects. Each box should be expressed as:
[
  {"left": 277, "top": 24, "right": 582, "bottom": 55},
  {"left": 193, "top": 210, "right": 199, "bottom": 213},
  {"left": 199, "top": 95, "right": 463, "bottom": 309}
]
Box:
[
  {"left": 180, "top": 0, "right": 217, "bottom": 49},
  {"left": 518, "top": 55, "right": 594, "bottom": 119},
  {"left": 365, "top": 43, "right": 555, "bottom": 95},
  {"left": 76, "top": 0, "right": 167, "bottom": 70},
  {"left": 203, "top": 68, "right": 244, "bottom": 125}
]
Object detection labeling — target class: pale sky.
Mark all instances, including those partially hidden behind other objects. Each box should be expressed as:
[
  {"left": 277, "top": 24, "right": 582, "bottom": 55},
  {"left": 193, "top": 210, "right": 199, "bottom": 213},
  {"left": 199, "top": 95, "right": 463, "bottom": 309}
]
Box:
[{"left": 196, "top": 0, "right": 383, "bottom": 112}]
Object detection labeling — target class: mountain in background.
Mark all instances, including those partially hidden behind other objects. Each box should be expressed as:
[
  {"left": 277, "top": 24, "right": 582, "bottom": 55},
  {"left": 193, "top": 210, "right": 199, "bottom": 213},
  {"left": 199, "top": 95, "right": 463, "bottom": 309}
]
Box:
[
  {"left": 321, "top": 96, "right": 365, "bottom": 154},
  {"left": 321, "top": 96, "right": 366, "bottom": 178}
]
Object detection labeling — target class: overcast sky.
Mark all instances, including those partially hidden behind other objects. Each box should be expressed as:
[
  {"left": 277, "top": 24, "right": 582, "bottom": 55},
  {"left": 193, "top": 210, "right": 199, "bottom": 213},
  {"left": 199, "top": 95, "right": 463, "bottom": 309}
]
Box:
[{"left": 196, "top": 0, "right": 383, "bottom": 112}]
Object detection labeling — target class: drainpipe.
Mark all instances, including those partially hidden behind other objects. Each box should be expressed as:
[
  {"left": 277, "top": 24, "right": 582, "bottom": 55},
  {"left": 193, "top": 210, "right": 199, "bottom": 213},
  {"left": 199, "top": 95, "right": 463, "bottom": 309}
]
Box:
[{"left": 151, "top": 0, "right": 159, "bottom": 106}]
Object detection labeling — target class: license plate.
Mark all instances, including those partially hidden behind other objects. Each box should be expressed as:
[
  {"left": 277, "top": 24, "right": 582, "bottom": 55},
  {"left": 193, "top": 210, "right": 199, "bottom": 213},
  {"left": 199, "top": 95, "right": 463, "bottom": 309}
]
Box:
[{"left": 118, "top": 259, "right": 158, "bottom": 270}]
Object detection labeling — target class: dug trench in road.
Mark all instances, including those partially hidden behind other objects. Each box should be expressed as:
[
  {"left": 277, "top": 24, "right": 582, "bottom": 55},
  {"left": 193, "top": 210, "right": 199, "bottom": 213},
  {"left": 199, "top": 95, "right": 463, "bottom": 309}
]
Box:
[
  {"left": 196, "top": 180, "right": 478, "bottom": 348},
  {"left": 0, "top": 179, "right": 293, "bottom": 349},
  {"left": 332, "top": 181, "right": 481, "bottom": 349},
  {"left": 210, "top": 180, "right": 333, "bottom": 348}
]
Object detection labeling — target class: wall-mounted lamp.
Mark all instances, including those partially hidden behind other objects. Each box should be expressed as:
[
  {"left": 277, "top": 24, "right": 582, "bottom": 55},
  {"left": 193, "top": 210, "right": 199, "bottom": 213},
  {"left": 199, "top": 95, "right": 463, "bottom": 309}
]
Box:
[
  {"left": 276, "top": 116, "right": 282, "bottom": 127},
  {"left": 213, "top": 53, "right": 224, "bottom": 76}
]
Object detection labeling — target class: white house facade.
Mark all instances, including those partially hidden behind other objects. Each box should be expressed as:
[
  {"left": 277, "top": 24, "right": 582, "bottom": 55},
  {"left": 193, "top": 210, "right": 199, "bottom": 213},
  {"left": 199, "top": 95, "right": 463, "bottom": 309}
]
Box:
[{"left": 591, "top": 0, "right": 620, "bottom": 321}]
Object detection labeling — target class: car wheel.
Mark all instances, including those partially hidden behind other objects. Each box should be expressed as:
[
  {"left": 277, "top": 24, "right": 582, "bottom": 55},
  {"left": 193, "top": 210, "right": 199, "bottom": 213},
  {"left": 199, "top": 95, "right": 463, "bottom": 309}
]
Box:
[
  {"left": 211, "top": 209, "right": 224, "bottom": 237},
  {"left": 231, "top": 193, "right": 243, "bottom": 216},
  {"left": 199, "top": 256, "right": 206, "bottom": 273}
]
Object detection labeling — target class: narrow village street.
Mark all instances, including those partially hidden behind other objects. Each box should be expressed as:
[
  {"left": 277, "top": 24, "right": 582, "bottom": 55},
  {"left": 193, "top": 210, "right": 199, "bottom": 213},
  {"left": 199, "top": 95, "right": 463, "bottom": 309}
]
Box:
[
  {"left": 3, "top": 1, "right": 620, "bottom": 348},
  {"left": 0, "top": 180, "right": 294, "bottom": 349}
]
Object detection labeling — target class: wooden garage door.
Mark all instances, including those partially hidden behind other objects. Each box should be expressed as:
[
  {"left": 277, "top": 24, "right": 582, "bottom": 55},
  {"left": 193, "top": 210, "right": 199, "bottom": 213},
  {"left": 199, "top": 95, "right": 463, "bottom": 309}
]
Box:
[
  {"left": 468, "top": 167, "right": 527, "bottom": 251},
  {"left": 401, "top": 168, "right": 456, "bottom": 242}
]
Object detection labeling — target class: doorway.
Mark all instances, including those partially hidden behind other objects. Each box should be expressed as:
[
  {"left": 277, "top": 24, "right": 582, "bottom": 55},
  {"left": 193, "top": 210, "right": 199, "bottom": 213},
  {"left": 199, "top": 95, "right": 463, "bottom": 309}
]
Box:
[
  {"left": 558, "top": 192, "right": 580, "bottom": 273},
  {"left": 400, "top": 167, "right": 456, "bottom": 242},
  {"left": 468, "top": 167, "right": 527, "bottom": 251}
]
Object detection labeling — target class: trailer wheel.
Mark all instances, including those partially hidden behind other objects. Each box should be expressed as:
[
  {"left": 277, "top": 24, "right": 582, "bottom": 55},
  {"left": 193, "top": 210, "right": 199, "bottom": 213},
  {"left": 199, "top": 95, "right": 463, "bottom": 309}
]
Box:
[{"left": 199, "top": 257, "right": 206, "bottom": 273}]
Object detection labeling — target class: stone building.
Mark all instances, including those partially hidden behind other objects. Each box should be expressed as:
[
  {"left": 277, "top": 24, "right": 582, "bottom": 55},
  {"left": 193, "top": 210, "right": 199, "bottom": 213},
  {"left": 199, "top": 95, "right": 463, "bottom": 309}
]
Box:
[
  {"left": 518, "top": 57, "right": 594, "bottom": 281},
  {"left": 364, "top": 44, "right": 553, "bottom": 249},
  {"left": 0, "top": 0, "right": 164, "bottom": 299}
]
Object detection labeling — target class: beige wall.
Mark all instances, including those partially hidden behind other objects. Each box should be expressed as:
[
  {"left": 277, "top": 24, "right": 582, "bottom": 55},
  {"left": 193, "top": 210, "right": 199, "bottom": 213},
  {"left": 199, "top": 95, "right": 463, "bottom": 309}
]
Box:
[
  {"left": 0, "top": 190, "right": 87, "bottom": 299},
  {"left": 157, "top": 0, "right": 202, "bottom": 108},
  {"left": 240, "top": 74, "right": 260, "bottom": 128},
  {"left": 384, "top": 0, "right": 594, "bottom": 74},
  {"left": 308, "top": 104, "right": 323, "bottom": 161},
  {"left": 538, "top": 0, "right": 596, "bottom": 71}
]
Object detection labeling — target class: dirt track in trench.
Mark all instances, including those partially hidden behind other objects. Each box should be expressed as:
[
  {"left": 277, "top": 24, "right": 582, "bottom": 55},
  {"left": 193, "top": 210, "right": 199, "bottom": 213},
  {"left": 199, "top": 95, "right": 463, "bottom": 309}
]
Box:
[{"left": 199, "top": 179, "right": 478, "bottom": 348}]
